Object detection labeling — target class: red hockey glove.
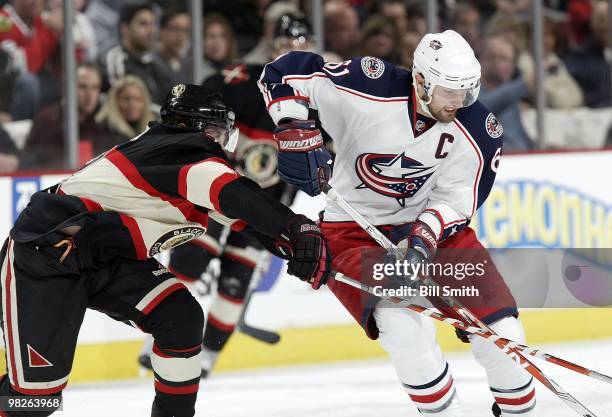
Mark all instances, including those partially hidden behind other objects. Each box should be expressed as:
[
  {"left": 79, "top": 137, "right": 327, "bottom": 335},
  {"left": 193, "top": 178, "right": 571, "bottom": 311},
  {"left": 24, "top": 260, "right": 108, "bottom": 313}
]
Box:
[{"left": 281, "top": 215, "right": 332, "bottom": 289}]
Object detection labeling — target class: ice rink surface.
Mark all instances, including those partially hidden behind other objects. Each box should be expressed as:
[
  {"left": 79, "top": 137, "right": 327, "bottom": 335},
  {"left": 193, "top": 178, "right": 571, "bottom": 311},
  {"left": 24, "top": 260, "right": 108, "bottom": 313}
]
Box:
[{"left": 61, "top": 339, "right": 612, "bottom": 417}]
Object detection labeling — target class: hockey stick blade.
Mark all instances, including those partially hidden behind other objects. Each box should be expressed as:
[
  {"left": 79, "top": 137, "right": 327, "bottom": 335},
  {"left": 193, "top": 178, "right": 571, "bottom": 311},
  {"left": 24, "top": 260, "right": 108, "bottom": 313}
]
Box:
[{"left": 238, "top": 323, "right": 281, "bottom": 344}]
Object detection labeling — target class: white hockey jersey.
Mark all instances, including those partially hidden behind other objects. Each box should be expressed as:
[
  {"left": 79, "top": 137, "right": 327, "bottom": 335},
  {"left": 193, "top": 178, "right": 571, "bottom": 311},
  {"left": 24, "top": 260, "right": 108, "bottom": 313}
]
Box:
[{"left": 259, "top": 52, "right": 504, "bottom": 241}]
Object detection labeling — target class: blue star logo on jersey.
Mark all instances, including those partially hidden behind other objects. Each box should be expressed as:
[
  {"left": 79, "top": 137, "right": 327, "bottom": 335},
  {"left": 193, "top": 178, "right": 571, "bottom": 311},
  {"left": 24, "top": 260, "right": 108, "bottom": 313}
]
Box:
[{"left": 355, "top": 152, "right": 434, "bottom": 207}]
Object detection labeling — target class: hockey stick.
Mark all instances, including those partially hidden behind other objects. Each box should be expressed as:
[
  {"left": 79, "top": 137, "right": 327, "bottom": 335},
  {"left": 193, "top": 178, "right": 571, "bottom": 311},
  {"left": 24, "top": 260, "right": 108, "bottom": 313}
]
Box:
[
  {"left": 323, "top": 183, "right": 599, "bottom": 417},
  {"left": 236, "top": 186, "right": 297, "bottom": 345},
  {"left": 237, "top": 250, "right": 281, "bottom": 344},
  {"left": 332, "top": 271, "right": 612, "bottom": 386}
]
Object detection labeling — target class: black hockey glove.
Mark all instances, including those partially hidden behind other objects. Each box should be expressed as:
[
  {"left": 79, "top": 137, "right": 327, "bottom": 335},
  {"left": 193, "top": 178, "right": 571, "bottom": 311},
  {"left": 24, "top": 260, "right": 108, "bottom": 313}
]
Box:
[{"left": 279, "top": 215, "right": 332, "bottom": 289}]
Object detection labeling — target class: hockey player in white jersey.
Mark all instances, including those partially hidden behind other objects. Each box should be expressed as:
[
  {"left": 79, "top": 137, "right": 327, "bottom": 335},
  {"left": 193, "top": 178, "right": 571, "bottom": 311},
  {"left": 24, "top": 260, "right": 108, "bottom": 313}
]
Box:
[{"left": 259, "top": 30, "right": 537, "bottom": 417}]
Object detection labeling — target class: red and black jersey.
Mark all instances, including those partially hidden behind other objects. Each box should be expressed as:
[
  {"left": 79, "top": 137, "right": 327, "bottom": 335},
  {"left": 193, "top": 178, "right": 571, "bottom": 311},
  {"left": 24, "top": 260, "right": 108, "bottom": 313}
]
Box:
[
  {"left": 0, "top": 4, "right": 58, "bottom": 73},
  {"left": 10, "top": 124, "right": 294, "bottom": 266},
  {"left": 203, "top": 64, "right": 280, "bottom": 189}
]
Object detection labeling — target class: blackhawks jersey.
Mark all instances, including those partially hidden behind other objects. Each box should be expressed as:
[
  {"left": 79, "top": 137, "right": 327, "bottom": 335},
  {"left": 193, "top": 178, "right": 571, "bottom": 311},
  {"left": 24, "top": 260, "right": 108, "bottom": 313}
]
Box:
[
  {"left": 0, "top": 4, "right": 58, "bottom": 73},
  {"left": 203, "top": 63, "right": 281, "bottom": 189},
  {"left": 10, "top": 124, "right": 294, "bottom": 266},
  {"left": 259, "top": 51, "right": 504, "bottom": 241}
]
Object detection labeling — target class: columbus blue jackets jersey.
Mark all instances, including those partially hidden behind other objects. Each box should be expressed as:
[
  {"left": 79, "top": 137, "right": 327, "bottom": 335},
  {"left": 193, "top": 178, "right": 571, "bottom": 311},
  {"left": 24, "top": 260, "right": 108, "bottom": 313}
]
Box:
[
  {"left": 10, "top": 124, "right": 294, "bottom": 266},
  {"left": 259, "top": 52, "right": 504, "bottom": 241}
]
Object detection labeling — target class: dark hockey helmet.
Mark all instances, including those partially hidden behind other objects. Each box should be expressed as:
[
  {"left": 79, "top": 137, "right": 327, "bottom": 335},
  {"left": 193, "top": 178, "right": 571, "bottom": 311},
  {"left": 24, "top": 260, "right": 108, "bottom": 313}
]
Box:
[
  {"left": 272, "top": 14, "right": 314, "bottom": 55},
  {"left": 160, "top": 84, "right": 239, "bottom": 152}
]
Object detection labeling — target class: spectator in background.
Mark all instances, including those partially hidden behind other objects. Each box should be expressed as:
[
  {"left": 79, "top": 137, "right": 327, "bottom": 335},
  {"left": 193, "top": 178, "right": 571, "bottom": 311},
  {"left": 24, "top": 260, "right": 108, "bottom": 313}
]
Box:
[
  {"left": 485, "top": 11, "right": 528, "bottom": 53},
  {"left": 518, "top": 17, "right": 584, "bottom": 109},
  {"left": 479, "top": 35, "right": 534, "bottom": 151},
  {"left": 22, "top": 64, "right": 106, "bottom": 169},
  {"left": 567, "top": 0, "right": 592, "bottom": 46},
  {"left": 405, "top": 0, "right": 427, "bottom": 35},
  {"left": 100, "top": 3, "right": 170, "bottom": 105},
  {"left": 378, "top": 0, "right": 409, "bottom": 35},
  {"left": 201, "top": 13, "right": 238, "bottom": 81},
  {"left": 86, "top": 0, "right": 142, "bottom": 56},
  {"left": 360, "top": 15, "right": 399, "bottom": 63},
  {"left": 563, "top": 0, "right": 611, "bottom": 107},
  {"left": 95, "top": 75, "right": 154, "bottom": 143},
  {"left": 0, "top": 124, "right": 19, "bottom": 173},
  {"left": 397, "top": 30, "right": 421, "bottom": 69},
  {"left": 47, "top": 0, "right": 97, "bottom": 62},
  {"left": 243, "top": 1, "right": 303, "bottom": 65},
  {"left": 451, "top": 2, "right": 482, "bottom": 56},
  {"left": 155, "top": 9, "right": 191, "bottom": 85},
  {"left": 0, "top": 49, "right": 17, "bottom": 122},
  {"left": 0, "top": 0, "right": 63, "bottom": 120},
  {"left": 324, "top": 0, "right": 359, "bottom": 59}
]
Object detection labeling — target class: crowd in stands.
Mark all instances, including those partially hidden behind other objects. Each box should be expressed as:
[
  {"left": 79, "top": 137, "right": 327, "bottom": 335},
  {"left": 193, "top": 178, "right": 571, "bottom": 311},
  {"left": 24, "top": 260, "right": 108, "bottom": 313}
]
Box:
[{"left": 0, "top": 0, "right": 610, "bottom": 173}]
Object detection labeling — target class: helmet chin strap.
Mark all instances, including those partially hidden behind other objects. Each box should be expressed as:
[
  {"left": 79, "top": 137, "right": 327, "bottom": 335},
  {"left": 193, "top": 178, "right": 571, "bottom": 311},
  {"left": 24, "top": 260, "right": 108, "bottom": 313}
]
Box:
[{"left": 412, "top": 76, "right": 435, "bottom": 119}]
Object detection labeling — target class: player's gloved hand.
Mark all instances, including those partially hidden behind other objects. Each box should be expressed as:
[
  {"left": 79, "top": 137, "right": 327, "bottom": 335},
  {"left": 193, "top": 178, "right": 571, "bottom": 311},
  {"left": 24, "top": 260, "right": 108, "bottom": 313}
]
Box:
[
  {"left": 273, "top": 119, "right": 332, "bottom": 196},
  {"left": 390, "top": 221, "right": 438, "bottom": 265},
  {"left": 281, "top": 215, "right": 331, "bottom": 289}
]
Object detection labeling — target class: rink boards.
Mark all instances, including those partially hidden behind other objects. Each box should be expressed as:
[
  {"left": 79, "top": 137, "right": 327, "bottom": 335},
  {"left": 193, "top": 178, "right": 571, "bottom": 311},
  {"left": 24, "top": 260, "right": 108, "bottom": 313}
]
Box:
[{"left": 0, "top": 150, "right": 610, "bottom": 382}]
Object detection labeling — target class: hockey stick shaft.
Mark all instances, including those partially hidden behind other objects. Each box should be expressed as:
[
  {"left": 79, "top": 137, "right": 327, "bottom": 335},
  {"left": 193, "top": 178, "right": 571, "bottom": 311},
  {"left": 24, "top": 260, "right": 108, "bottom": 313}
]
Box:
[
  {"left": 323, "top": 184, "right": 599, "bottom": 416},
  {"left": 332, "top": 271, "right": 612, "bottom": 385},
  {"left": 237, "top": 251, "right": 281, "bottom": 344}
]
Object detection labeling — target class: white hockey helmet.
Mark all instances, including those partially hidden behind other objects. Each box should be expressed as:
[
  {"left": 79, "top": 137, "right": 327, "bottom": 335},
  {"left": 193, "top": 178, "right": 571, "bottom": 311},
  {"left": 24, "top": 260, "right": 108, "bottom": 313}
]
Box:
[{"left": 412, "top": 30, "right": 481, "bottom": 116}]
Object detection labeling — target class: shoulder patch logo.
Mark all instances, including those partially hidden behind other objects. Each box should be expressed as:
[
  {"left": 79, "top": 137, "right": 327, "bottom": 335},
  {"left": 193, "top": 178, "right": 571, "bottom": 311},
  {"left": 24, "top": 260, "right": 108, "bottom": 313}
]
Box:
[
  {"left": 485, "top": 113, "right": 503, "bottom": 138},
  {"left": 361, "top": 56, "right": 385, "bottom": 79}
]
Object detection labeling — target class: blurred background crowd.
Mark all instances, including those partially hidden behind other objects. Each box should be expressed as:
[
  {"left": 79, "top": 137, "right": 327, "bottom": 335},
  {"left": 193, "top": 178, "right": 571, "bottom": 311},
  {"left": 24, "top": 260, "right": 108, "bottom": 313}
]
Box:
[{"left": 0, "top": 0, "right": 610, "bottom": 173}]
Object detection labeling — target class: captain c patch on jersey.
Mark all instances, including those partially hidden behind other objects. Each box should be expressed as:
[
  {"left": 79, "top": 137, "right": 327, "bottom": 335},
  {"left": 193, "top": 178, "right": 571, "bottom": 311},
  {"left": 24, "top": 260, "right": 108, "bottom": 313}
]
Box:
[
  {"left": 485, "top": 113, "right": 503, "bottom": 138},
  {"left": 355, "top": 152, "right": 434, "bottom": 207}
]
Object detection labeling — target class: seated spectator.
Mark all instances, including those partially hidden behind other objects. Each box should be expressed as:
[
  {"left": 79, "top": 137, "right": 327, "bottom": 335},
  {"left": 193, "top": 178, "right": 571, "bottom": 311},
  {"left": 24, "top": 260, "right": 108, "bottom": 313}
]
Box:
[
  {"left": 360, "top": 15, "right": 399, "bottom": 63},
  {"left": 567, "top": 0, "right": 592, "bottom": 46},
  {"left": 0, "top": 49, "right": 16, "bottom": 123},
  {"left": 451, "top": 2, "right": 482, "bottom": 56},
  {"left": 95, "top": 75, "right": 154, "bottom": 143},
  {"left": 201, "top": 13, "right": 238, "bottom": 81},
  {"left": 243, "top": 1, "right": 303, "bottom": 65},
  {"left": 485, "top": 12, "right": 528, "bottom": 53},
  {"left": 479, "top": 35, "right": 534, "bottom": 151},
  {"left": 99, "top": 3, "right": 171, "bottom": 105},
  {"left": 0, "top": 123, "right": 19, "bottom": 173},
  {"left": 518, "top": 17, "right": 584, "bottom": 109},
  {"left": 378, "top": 0, "right": 409, "bottom": 35},
  {"left": 155, "top": 8, "right": 191, "bottom": 85},
  {"left": 405, "top": 0, "right": 427, "bottom": 35},
  {"left": 324, "top": 0, "right": 359, "bottom": 59},
  {"left": 397, "top": 30, "right": 421, "bottom": 69},
  {"left": 563, "top": 0, "right": 611, "bottom": 108},
  {"left": 22, "top": 64, "right": 107, "bottom": 169},
  {"left": 0, "top": 0, "right": 63, "bottom": 120},
  {"left": 0, "top": 0, "right": 61, "bottom": 74},
  {"left": 86, "top": 0, "right": 143, "bottom": 56},
  {"left": 47, "top": 0, "right": 97, "bottom": 63}
]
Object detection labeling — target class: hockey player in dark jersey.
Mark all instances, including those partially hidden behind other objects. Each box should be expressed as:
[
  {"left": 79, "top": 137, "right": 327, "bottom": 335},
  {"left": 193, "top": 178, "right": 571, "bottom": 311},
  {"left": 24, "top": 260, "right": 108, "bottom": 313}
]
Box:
[
  {"left": 0, "top": 84, "right": 331, "bottom": 417},
  {"left": 137, "top": 14, "right": 319, "bottom": 378}
]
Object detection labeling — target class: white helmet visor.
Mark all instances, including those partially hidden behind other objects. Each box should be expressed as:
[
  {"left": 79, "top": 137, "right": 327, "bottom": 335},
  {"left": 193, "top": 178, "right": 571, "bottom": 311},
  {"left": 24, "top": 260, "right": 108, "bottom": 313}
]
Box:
[{"left": 430, "top": 81, "right": 480, "bottom": 109}]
